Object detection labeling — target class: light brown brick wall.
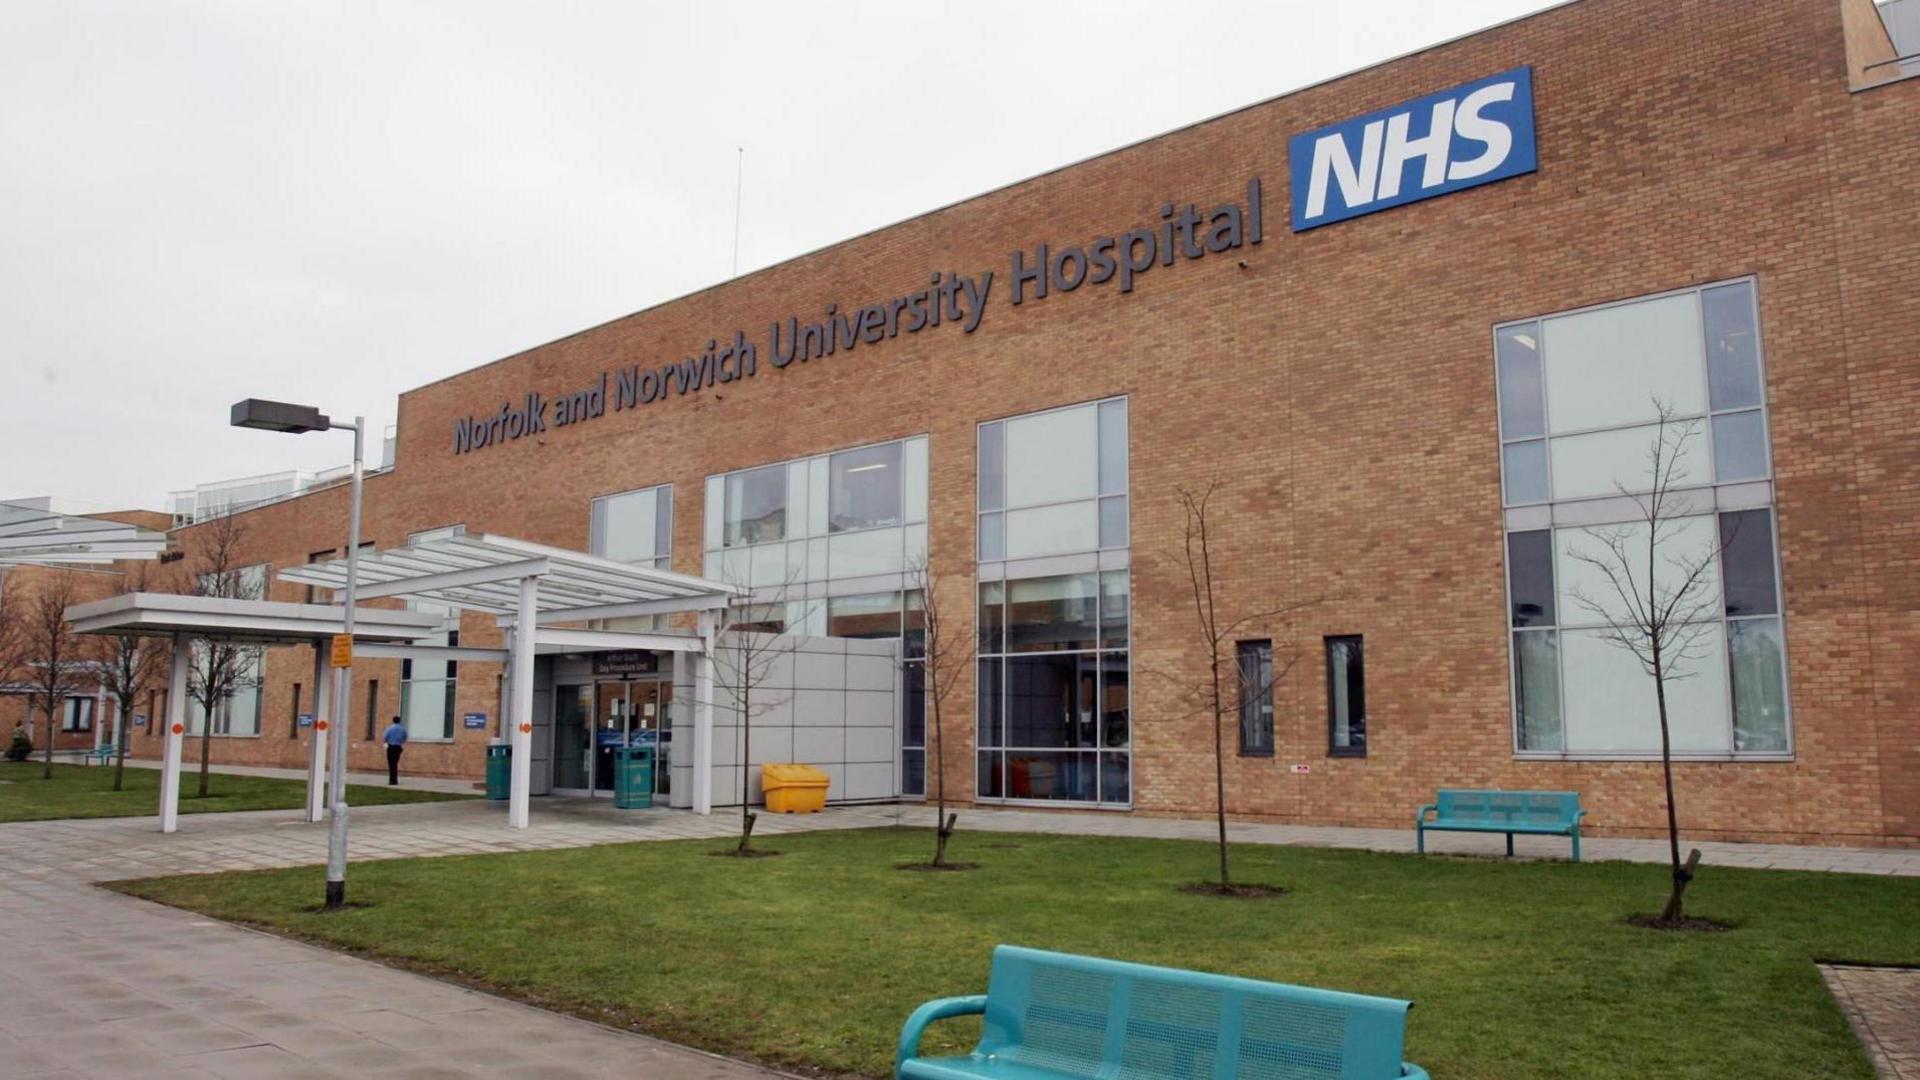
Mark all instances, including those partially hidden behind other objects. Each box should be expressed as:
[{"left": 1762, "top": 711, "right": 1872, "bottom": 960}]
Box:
[{"left": 128, "top": 0, "right": 1918, "bottom": 844}]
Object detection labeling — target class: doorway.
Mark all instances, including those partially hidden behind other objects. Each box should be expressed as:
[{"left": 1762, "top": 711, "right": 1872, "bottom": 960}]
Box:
[{"left": 553, "top": 679, "right": 672, "bottom": 797}]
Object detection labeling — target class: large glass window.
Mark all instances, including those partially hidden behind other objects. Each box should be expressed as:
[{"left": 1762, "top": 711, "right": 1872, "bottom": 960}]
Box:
[
  {"left": 978, "top": 398, "right": 1127, "bottom": 561},
  {"left": 723, "top": 465, "right": 786, "bottom": 547},
  {"left": 591, "top": 485, "right": 671, "bottom": 569},
  {"left": 1496, "top": 281, "right": 1790, "bottom": 760},
  {"left": 189, "top": 562, "right": 266, "bottom": 736},
  {"left": 977, "top": 571, "right": 1129, "bottom": 805},
  {"left": 829, "top": 443, "right": 903, "bottom": 533}
]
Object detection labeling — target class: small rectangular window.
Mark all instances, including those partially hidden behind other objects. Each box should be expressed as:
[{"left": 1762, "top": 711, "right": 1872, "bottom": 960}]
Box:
[
  {"left": 1720, "top": 509, "right": 1780, "bottom": 617},
  {"left": 289, "top": 683, "right": 303, "bottom": 739},
  {"left": 1237, "top": 641, "right": 1274, "bottom": 757},
  {"left": 1097, "top": 398, "right": 1129, "bottom": 495},
  {"left": 1496, "top": 323, "right": 1545, "bottom": 439},
  {"left": 978, "top": 580, "right": 1005, "bottom": 654},
  {"left": 978, "top": 421, "right": 1005, "bottom": 511},
  {"left": 1326, "top": 636, "right": 1366, "bottom": 757},
  {"left": 1703, "top": 282, "right": 1762, "bottom": 411},
  {"left": 1506, "top": 530, "right": 1556, "bottom": 627},
  {"left": 63, "top": 697, "right": 94, "bottom": 732},
  {"left": 364, "top": 679, "right": 379, "bottom": 740},
  {"left": 1712, "top": 411, "right": 1769, "bottom": 483},
  {"left": 1502, "top": 440, "right": 1549, "bottom": 504}
]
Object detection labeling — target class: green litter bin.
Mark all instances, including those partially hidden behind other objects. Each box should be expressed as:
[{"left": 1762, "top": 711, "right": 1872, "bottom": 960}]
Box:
[
  {"left": 613, "top": 745, "right": 654, "bottom": 809},
  {"left": 486, "top": 744, "right": 511, "bottom": 801}
]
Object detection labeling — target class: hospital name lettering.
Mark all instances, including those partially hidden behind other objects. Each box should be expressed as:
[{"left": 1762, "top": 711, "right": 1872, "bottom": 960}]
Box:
[{"left": 450, "top": 178, "right": 1264, "bottom": 455}]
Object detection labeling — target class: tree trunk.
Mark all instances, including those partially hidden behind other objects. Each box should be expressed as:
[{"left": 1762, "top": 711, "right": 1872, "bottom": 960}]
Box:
[
  {"left": 112, "top": 701, "right": 129, "bottom": 791},
  {"left": 196, "top": 700, "right": 213, "bottom": 797},
  {"left": 41, "top": 698, "right": 54, "bottom": 780},
  {"left": 1652, "top": 646, "right": 1689, "bottom": 923},
  {"left": 738, "top": 654, "right": 752, "bottom": 852},
  {"left": 934, "top": 812, "right": 956, "bottom": 867},
  {"left": 1211, "top": 643, "right": 1230, "bottom": 889}
]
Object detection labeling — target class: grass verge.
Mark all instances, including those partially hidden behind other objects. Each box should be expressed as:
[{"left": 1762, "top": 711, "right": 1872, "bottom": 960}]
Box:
[
  {"left": 108, "top": 827, "right": 1917, "bottom": 1079},
  {"left": 0, "top": 760, "right": 470, "bottom": 822}
]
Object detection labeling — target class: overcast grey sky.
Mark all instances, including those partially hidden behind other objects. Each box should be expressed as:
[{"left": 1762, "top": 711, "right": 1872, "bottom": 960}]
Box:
[{"left": 1, "top": 0, "right": 1560, "bottom": 511}]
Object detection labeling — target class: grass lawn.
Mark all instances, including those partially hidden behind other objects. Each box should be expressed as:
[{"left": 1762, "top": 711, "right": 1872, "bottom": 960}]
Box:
[
  {"left": 111, "top": 827, "right": 1916, "bottom": 1079},
  {"left": 0, "top": 760, "right": 470, "bottom": 822}
]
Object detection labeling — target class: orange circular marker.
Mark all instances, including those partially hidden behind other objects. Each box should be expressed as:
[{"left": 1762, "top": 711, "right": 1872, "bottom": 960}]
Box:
[
  {"left": 170, "top": 723, "right": 184, "bottom": 735},
  {"left": 315, "top": 720, "right": 329, "bottom": 731},
  {"left": 518, "top": 723, "right": 532, "bottom": 734}
]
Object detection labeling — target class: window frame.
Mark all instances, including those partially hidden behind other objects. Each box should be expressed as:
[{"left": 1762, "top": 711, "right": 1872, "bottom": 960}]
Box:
[
  {"left": 976, "top": 395, "right": 1130, "bottom": 566},
  {"left": 1324, "top": 635, "right": 1366, "bottom": 759},
  {"left": 62, "top": 696, "right": 95, "bottom": 733},
  {"left": 589, "top": 483, "right": 674, "bottom": 570}
]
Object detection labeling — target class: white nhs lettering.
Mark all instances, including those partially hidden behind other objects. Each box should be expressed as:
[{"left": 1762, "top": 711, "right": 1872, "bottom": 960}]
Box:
[{"left": 1304, "top": 80, "right": 1519, "bottom": 221}]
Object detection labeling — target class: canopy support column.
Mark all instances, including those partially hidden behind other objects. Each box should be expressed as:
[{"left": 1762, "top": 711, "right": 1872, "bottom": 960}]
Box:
[
  {"left": 693, "top": 609, "right": 718, "bottom": 816},
  {"left": 305, "top": 643, "right": 330, "bottom": 822},
  {"left": 507, "top": 575, "right": 538, "bottom": 829},
  {"left": 159, "top": 633, "right": 188, "bottom": 833}
]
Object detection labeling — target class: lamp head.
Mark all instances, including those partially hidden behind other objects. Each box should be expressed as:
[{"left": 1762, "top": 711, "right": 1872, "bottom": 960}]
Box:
[{"left": 230, "top": 398, "right": 331, "bottom": 434}]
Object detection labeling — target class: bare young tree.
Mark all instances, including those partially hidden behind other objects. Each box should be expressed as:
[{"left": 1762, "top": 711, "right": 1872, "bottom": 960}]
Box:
[
  {"left": 902, "top": 558, "right": 973, "bottom": 869},
  {"left": 184, "top": 513, "right": 260, "bottom": 798},
  {"left": 1173, "top": 482, "right": 1317, "bottom": 895},
  {"left": 707, "top": 569, "right": 809, "bottom": 856},
  {"left": 21, "top": 571, "right": 85, "bottom": 780},
  {"left": 92, "top": 563, "right": 171, "bottom": 792},
  {"left": 1567, "top": 401, "right": 1726, "bottom": 926}
]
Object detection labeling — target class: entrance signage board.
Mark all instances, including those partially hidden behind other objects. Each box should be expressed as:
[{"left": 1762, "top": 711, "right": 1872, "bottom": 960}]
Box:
[
  {"left": 1289, "top": 66, "right": 1537, "bottom": 231},
  {"left": 462, "top": 712, "right": 488, "bottom": 730},
  {"left": 593, "top": 650, "right": 659, "bottom": 677},
  {"left": 297, "top": 713, "right": 314, "bottom": 728},
  {"left": 451, "top": 179, "right": 1266, "bottom": 456}
]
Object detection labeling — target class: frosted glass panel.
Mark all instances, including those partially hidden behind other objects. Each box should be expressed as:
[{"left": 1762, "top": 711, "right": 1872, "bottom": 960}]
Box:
[
  {"left": 1543, "top": 294, "right": 1706, "bottom": 434},
  {"left": 751, "top": 542, "right": 804, "bottom": 587},
  {"left": 704, "top": 476, "right": 724, "bottom": 551},
  {"left": 598, "top": 488, "right": 659, "bottom": 563},
  {"left": 904, "top": 523, "right": 928, "bottom": 568},
  {"left": 807, "top": 457, "right": 830, "bottom": 537},
  {"left": 1006, "top": 404, "right": 1098, "bottom": 507},
  {"left": 1712, "top": 411, "right": 1769, "bottom": 482},
  {"left": 1503, "top": 440, "right": 1548, "bottom": 504},
  {"left": 904, "top": 437, "right": 929, "bottom": 524},
  {"left": 1549, "top": 422, "right": 1709, "bottom": 500},
  {"left": 829, "top": 527, "right": 904, "bottom": 577},
  {"left": 787, "top": 460, "right": 810, "bottom": 540},
  {"left": 1006, "top": 502, "right": 1098, "bottom": 559},
  {"left": 1562, "top": 623, "right": 1730, "bottom": 753},
  {"left": 1556, "top": 516, "right": 1720, "bottom": 630}
]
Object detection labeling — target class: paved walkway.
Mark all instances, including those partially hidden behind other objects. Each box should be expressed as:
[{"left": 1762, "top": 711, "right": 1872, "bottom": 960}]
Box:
[
  {"left": 0, "top": 801, "right": 873, "bottom": 1080},
  {"left": 1823, "top": 965, "right": 1920, "bottom": 1080}
]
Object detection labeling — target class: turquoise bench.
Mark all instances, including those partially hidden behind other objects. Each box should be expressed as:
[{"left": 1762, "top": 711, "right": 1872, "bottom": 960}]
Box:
[
  {"left": 81, "top": 744, "right": 118, "bottom": 765},
  {"left": 1417, "top": 788, "right": 1585, "bottom": 861},
  {"left": 896, "top": 945, "right": 1427, "bottom": 1080}
]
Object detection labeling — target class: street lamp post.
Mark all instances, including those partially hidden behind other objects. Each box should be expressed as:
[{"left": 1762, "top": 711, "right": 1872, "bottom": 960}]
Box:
[{"left": 231, "top": 398, "right": 364, "bottom": 910}]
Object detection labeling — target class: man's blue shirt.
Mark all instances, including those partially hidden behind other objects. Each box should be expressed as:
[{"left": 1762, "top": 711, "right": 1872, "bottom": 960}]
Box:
[{"left": 383, "top": 724, "right": 408, "bottom": 746}]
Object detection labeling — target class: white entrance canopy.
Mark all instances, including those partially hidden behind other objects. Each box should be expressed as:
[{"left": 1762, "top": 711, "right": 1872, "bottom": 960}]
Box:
[
  {"left": 278, "top": 533, "right": 738, "bottom": 622},
  {"left": 63, "top": 593, "right": 453, "bottom": 834},
  {"left": 0, "top": 500, "right": 168, "bottom": 567},
  {"left": 281, "top": 533, "right": 743, "bottom": 829}
]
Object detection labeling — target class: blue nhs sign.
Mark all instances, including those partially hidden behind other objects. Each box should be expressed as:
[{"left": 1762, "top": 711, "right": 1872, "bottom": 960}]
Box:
[{"left": 1289, "top": 66, "right": 1537, "bottom": 231}]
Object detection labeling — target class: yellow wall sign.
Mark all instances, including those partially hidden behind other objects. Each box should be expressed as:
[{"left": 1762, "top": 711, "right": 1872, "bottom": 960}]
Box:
[{"left": 329, "top": 634, "right": 353, "bottom": 668}]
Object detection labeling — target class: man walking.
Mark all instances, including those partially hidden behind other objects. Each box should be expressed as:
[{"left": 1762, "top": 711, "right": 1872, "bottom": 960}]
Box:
[{"left": 382, "top": 715, "right": 408, "bottom": 785}]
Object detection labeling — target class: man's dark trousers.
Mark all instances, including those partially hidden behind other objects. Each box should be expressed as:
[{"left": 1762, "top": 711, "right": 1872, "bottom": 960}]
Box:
[{"left": 387, "top": 744, "right": 403, "bottom": 785}]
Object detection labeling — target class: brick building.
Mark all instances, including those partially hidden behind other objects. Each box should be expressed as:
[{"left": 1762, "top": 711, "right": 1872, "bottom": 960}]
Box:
[{"left": 106, "top": 0, "right": 1918, "bottom": 845}]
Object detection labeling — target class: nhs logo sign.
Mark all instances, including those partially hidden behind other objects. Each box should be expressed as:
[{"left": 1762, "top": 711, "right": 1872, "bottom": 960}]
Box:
[{"left": 1289, "top": 66, "right": 1537, "bottom": 231}]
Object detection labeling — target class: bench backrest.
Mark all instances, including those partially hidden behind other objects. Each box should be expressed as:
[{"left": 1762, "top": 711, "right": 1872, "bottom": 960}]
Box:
[
  {"left": 977, "top": 945, "right": 1410, "bottom": 1080},
  {"left": 1435, "top": 788, "right": 1580, "bottom": 827}
]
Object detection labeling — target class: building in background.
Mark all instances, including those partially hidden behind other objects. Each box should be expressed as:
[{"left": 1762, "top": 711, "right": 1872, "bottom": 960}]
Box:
[{"left": 100, "top": 0, "right": 1919, "bottom": 846}]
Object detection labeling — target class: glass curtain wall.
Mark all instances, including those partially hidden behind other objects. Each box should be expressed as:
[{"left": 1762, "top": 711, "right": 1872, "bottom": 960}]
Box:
[
  {"left": 589, "top": 484, "right": 672, "bottom": 630},
  {"left": 400, "top": 525, "right": 464, "bottom": 741}
]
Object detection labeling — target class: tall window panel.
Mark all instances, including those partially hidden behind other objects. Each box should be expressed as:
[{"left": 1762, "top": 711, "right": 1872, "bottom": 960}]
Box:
[
  {"left": 1325, "top": 636, "right": 1366, "bottom": 757},
  {"left": 401, "top": 525, "right": 464, "bottom": 741},
  {"left": 1237, "top": 641, "right": 1274, "bottom": 756},
  {"left": 590, "top": 485, "right": 672, "bottom": 630},
  {"left": 976, "top": 397, "right": 1130, "bottom": 805},
  {"left": 189, "top": 562, "right": 267, "bottom": 737},
  {"left": 1495, "top": 280, "right": 1791, "bottom": 759}
]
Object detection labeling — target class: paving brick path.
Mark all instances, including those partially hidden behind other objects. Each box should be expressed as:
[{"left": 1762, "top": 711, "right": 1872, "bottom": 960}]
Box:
[{"left": 1823, "top": 965, "right": 1920, "bottom": 1080}]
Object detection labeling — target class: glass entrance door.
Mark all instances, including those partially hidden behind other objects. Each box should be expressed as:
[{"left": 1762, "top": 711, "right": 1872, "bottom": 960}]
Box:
[{"left": 586, "top": 679, "right": 674, "bottom": 795}]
